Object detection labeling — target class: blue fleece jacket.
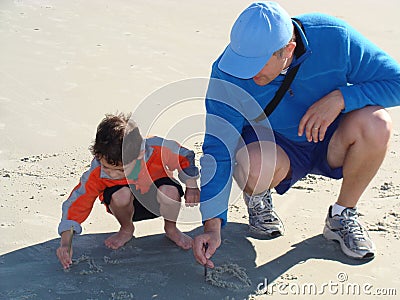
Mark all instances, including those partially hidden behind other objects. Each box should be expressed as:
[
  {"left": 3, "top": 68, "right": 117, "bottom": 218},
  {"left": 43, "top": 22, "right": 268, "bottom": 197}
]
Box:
[{"left": 200, "top": 13, "right": 400, "bottom": 225}]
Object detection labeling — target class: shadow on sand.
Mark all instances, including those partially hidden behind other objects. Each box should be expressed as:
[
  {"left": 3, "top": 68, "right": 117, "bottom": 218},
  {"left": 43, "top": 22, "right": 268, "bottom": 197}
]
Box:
[{"left": 0, "top": 222, "right": 370, "bottom": 300}]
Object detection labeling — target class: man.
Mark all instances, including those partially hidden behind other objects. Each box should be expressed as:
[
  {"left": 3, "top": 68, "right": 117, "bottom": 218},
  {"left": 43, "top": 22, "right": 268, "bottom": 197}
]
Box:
[{"left": 193, "top": 1, "right": 400, "bottom": 267}]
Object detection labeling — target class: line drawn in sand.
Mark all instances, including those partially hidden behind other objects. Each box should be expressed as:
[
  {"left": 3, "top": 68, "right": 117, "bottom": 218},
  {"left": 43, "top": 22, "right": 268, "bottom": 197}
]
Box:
[
  {"left": 205, "top": 263, "right": 252, "bottom": 289},
  {"left": 64, "top": 254, "right": 103, "bottom": 275}
]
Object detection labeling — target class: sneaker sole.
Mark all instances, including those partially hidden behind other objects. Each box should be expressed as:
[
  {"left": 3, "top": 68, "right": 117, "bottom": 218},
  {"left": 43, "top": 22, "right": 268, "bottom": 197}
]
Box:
[
  {"left": 323, "top": 226, "right": 375, "bottom": 259},
  {"left": 249, "top": 225, "right": 284, "bottom": 238}
]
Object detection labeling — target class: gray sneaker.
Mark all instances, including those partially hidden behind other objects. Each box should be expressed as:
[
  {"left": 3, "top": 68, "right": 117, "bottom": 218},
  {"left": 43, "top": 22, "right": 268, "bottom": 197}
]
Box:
[
  {"left": 323, "top": 206, "right": 375, "bottom": 259},
  {"left": 244, "top": 190, "right": 284, "bottom": 237}
]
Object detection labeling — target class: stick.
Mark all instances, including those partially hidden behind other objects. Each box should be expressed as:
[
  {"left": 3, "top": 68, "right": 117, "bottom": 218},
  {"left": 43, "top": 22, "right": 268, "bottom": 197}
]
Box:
[
  {"left": 67, "top": 226, "right": 74, "bottom": 258},
  {"left": 204, "top": 243, "right": 208, "bottom": 279}
]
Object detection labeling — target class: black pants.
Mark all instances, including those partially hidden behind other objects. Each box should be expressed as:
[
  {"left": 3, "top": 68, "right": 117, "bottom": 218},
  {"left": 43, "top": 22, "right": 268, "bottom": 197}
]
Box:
[{"left": 102, "top": 177, "right": 184, "bottom": 221}]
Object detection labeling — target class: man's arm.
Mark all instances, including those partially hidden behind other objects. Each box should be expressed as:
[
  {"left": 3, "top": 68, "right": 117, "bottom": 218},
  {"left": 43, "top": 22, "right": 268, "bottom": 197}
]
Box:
[
  {"left": 199, "top": 77, "right": 248, "bottom": 225},
  {"left": 338, "top": 20, "right": 400, "bottom": 112}
]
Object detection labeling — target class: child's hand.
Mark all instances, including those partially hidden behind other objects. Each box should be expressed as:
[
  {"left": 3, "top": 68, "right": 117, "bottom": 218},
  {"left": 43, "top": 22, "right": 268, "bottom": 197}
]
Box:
[
  {"left": 56, "top": 245, "right": 73, "bottom": 269},
  {"left": 56, "top": 229, "right": 74, "bottom": 269},
  {"left": 184, "top": 187, "right": 200, "bottom": 207}
]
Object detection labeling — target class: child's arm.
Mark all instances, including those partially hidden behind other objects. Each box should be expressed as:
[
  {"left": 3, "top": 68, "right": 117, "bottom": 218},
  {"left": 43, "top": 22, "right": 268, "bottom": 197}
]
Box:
[
  {"left": 56, "top": 158, "right": 103, "bottom": 268},
  {"left": 184, "top": 178, "right": 200, "bottom": 207},
  {"left": 160, "top": 139, "right": 200, "bottom": 205},
  {"left": 56, "top": 229, "right": 74, "bottom": 269},
  {"left": 154, "top": 137, "right": 199, "bottom": 183},
  {"left": 164, "top": 140, "right": 200, "bottom": 206},
  {"left": 150, "top": 137, "right": 200, "bottom": 204},
  {"left": 58, "top": 158, "right": 103, "bottom": 236}
]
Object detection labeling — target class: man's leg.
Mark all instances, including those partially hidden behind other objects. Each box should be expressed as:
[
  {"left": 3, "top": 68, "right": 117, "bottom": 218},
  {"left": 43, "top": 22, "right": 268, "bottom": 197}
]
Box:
[
  {"left": 234, "top": 140, "right": 291, "bottom": 236},
  {"left": 105, "top": 186, "right": 135, "bottom": 249},
  {"left": 157, "top": 185, "right": 193, "bottom": 250},
  {"left": 234, "top": 140, "right": 290, "bottom": 193},
  {"left": 328, "top": 106, "right": 392, "bottom": 207},
  {"left": 324, "top": 106, "right": 392, "bottom": 258}
]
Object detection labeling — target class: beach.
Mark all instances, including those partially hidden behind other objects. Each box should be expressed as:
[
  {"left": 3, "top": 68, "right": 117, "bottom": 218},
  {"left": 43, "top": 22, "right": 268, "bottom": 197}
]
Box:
[{"left": 1, "top": 0, "right": 400, "bottom": 299}]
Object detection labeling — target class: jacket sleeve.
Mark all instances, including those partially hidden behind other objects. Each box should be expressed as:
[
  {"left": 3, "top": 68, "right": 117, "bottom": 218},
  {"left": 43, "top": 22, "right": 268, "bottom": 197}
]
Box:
[
  {"left": 338, "top": 20, "right": 400, "bottom": 112},
  {"left": 200, "top": 68, "right": 249, "bottom": 226},
  {"left": 158, "top": 138, "right": 200, "bottom": 182},
  {"left": 58, "top": 158, "right": 103, "bottom": 235}
]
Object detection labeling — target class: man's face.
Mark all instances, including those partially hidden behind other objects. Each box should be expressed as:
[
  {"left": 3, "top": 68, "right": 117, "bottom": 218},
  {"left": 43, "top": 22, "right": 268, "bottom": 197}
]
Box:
[
  {"left": 252, "top": 42, "right": 296, "bottom": 86},
  {"left": 252, "top": 53, "right": 288, "bottom": 86}
]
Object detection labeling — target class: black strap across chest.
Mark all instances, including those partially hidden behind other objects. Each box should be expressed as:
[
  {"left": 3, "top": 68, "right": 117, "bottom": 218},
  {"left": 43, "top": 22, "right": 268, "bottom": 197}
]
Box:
[{"left": 255, "top": 18, "right": 306, "bottom": 122}]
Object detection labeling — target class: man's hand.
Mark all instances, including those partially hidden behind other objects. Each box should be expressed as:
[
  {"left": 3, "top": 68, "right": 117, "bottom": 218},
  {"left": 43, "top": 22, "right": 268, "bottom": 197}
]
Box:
[
  {"left": 56, "top": 229, "right": 74, "bottom": 269},
  {"left": 193, "top": 218, "right": 222, "bottom": 268},
  {"left": 298, "top": 89, "right": 345, "bottom": 142}
]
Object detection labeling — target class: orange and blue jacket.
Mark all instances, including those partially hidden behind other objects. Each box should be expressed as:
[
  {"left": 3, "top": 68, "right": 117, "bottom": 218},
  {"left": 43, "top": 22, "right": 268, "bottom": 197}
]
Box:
[{"left": 58, "top": 136, "right": 199, "bottom": 235}]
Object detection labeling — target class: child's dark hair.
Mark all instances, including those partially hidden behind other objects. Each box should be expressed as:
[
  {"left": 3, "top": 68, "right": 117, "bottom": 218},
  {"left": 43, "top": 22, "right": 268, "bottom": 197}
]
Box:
[{"left": 90, "top": 113, "right": 143, "bottom": 166}]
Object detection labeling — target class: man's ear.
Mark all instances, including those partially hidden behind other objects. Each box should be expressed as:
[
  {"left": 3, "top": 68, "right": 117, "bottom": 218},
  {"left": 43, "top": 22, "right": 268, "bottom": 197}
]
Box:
[
  {"left": 137, "top": 150, "right": 145, "bottom": 160},
  {"left": 284, "top": 42, "right": 296, "bottom": 58}
]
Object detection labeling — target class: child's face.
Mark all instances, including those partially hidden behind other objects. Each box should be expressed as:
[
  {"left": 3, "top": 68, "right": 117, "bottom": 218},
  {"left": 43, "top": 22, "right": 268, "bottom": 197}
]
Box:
[
  {"left": 100, "top": 158, "right": 137, "bottom": 179},
  {"left": 99, "top": 150, "right": 144, "bottom": 180},
  {"left": 100, "top": 158, "right": 125, "bottom": 179}
]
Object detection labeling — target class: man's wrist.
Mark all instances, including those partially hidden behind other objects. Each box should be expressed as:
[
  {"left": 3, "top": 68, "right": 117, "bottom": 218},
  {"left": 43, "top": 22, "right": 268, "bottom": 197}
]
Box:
[
  {"left": 333, "top": 89, "right": 345, "bottom": 111},
  {"left": 204, "top": 218, "right": 222, "bottom": 233}
]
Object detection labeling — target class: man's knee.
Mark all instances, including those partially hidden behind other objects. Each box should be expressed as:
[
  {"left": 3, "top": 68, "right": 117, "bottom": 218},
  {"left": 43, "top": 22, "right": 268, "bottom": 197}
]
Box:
[
  {"left": 110, "top": 187, "right": 133, "bottom": 208},
  {"left": 359, "top": 107, "right": 392, "bottom": 146},
  {"left": 235, "top": 141, "right": 288, "bottom": 193},
  {"left": 371, "top": 108, "right": 392, "bottom": 144},
  {"left": 343, "top": 106, "right": 392, "bottom": 146}
]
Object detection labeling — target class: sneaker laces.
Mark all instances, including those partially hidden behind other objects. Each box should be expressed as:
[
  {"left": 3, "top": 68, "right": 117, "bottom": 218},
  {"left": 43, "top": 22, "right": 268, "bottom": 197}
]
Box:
[
  {"left": 245, "top": 191, "right": 285, "bottom": 235},
  {"left": 247, "top": 192, "right": 272, "bottom": 211},
  {"left": 340, "top": 212, "right": 366, "bottom": 241},
  {"left": 247, "top": 192, "right": 279, "bottom": 224}
]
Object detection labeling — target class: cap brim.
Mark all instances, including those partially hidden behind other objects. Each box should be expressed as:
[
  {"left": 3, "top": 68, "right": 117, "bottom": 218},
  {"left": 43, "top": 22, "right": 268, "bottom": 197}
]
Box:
[{"left": 217, "top": 45, "right": 270, "bottom": 79}]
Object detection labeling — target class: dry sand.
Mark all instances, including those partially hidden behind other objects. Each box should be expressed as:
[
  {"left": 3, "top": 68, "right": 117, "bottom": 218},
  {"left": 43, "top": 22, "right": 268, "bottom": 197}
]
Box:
[{"left": 1, "top": 0, "right": 400, "bottom": 299}]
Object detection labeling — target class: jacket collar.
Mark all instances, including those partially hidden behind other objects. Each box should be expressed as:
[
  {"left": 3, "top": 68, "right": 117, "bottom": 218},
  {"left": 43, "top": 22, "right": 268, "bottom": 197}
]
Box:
[{"left": 289, "top": 19, "right": 312, "bottom": 69}]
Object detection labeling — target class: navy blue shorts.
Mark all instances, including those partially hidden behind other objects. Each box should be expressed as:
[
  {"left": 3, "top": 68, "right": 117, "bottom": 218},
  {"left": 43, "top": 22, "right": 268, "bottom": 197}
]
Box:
[
  {"left": 240, "top": 118, "right": 343, "bottom": 194},
  {"left": 102, "top": 177, "right": 184, "bottom": 221}
]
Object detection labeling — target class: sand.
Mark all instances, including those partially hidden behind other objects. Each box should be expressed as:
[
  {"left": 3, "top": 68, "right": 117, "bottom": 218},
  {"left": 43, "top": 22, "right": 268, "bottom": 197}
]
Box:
[{"left": 1, "top": 0, "right": 400, "bottom": 299}]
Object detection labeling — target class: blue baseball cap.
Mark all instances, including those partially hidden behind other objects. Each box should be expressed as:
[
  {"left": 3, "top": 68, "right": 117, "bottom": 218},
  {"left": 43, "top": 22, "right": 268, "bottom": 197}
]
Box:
[{"left": 218, "top": 2, "right": 293, "bottom": 79}]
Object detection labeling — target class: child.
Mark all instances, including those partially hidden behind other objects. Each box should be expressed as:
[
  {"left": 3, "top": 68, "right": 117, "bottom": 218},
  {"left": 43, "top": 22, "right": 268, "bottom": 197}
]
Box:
[{"left": 56, "top": 113, "right": 200, "bottom": 269}]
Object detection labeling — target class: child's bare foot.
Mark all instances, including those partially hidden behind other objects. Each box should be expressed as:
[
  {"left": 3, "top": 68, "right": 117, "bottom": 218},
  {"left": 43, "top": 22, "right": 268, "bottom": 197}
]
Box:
[
  {"left": 105, "top": 226, "right": 134, "bottom": 250},
  {"left": 165, "top": 227, "right": 193, "bottom": 250}
]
